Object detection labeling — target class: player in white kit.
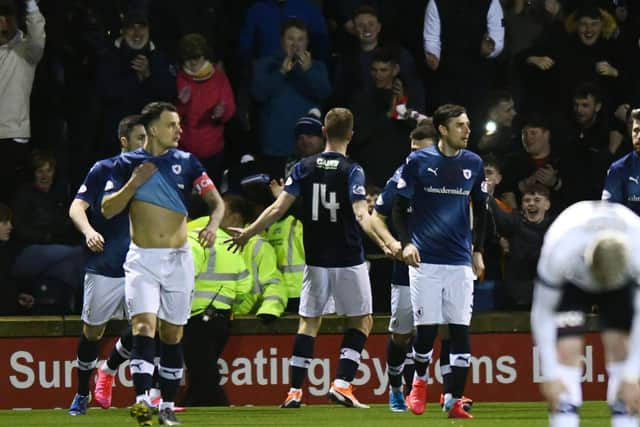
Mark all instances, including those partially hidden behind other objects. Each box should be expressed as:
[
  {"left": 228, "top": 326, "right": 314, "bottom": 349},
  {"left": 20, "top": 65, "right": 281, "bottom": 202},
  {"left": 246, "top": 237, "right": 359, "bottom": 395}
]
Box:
[{"left": 532, "top": 201, "right": 640, "bottom": 427}]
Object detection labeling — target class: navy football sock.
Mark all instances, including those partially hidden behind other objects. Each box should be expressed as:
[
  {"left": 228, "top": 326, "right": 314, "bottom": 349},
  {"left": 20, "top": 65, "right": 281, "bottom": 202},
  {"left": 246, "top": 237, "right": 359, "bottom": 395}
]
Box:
[
  {"left": 413, "top": 325, "right": 438, "bottom": 377},
  {"left": 336, "top": 329, "right": 367, "bottom": 382},
  {"left": 130, "top": 335, "right": 155, "bottom": 396},
  {"left": 76, "top": 334, "right": 98, "bottom": 396},
  {"left": 106, "top": 327, "right": 133, "bottom": 371},
  {"left": 387, "top": 338, "right": 408, "bottom": 388},
  {"left": 290, "top": 334, "right": 315, "bottom": 389},
  {"left": 159, "top": 342, "right": 184, "bottom": 404}
]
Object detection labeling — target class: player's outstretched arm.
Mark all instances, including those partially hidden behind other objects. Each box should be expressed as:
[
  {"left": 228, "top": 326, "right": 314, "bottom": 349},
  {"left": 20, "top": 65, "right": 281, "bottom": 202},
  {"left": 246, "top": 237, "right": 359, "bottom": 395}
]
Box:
[
  {"left": 69, "top": 198, "right": 104, "bottom": 252},
  {"left": 226, "top": 191, "right": 296, "bottom": 252},
  {"left": 102, "top": 163, "right": 157, "bottom": 219}
]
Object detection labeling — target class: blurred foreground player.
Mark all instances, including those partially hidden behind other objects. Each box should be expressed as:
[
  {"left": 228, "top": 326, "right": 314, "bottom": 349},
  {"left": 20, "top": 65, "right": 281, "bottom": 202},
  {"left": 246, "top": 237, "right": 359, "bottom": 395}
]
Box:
[{"left": 532, "top": 201, "right": 640, "bottom": 427}]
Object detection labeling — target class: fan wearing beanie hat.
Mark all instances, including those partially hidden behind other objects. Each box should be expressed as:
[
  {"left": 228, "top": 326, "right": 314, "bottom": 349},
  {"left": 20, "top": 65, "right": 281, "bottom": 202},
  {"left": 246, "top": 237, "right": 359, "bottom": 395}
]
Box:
[{"left": 294, "top": 108, "right": 325, "bottom": 158}]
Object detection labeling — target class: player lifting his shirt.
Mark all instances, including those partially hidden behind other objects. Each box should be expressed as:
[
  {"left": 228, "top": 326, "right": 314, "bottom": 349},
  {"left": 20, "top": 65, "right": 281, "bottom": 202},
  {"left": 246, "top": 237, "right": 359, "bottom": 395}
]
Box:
[{"left": 102, "top": 101, "right": 224, "bottom": 426}]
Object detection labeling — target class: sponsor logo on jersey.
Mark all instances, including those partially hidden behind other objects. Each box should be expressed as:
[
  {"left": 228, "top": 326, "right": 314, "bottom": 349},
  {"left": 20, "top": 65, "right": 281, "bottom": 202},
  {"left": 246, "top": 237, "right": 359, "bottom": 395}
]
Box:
[
  {"left": 424, "top": 186, "right": 470, "bottom": 196},
  {"left": 352, "top": 184, "right": 366, "bottom": 196},
  {"left": 463, "top": 169, "right": 472, "bottom": 179},
  {"left": 172, "top": 164, "right": 182, "bottom": 175},
  {"left": 78, "top": 184, "right": 87, "bottom": 194},
  {"left": 315, "top": 158, "right": 340, "bottom": 170}
]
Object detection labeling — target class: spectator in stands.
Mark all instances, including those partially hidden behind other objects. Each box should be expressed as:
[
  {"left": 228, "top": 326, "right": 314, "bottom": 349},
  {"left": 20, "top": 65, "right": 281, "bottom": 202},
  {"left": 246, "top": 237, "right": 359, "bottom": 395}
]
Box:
[
  {"left": 95, "top": 9, "right": 175, "bottom": 158},
  {"left": 285, "top": 108, "right": 324, "bottom": 176},
  {"left": 238, "top": 0, "right": 330, "bottom": 65},
  {"left": 0, "top": 0, "right": 45, "bottom": 204},
  {"left": 490, "top": 183, "right": 552, "bottom": 310},
  {"left": 501, "top": 114, "right": 566, "bottom": 212},
  {"left": 521, "top": 3, "right": 623, "bottom": 116},
  {"left": 294, "top": 108, "right": 324, "bottom": 158},
  {"left": 474, "top": 90, "right": 520, "bottom": 157},
  {"left": 11, "top": 150, "right": 85, "bottom": 313},
  {"left": 333, "top": 5, "right": 420, "bottom": 106},
  {"left": 349, "top": 47, "right": 424, "bottom": 187},
  {"left": 504, "top": 0, "right": 565, "bottom": 60},
  {"left": 422, "top": 0, "right": 504, "bottom": 115},
  {"left": 611, "top": 103, "right": 635, "bottom": 156},
  {"left": 253, "top": 19, "right": 331, "bottom": 180},
  {"left": 482, "top": 155, "right": 510, "bottom": 284},
  {"left": 176, "top": 33, "right": 236, "bottom": 186},
  {"left": 560, "top": 83, "right": 614, "bottom": 205},
  {"left": 0, "top": 203, "right": 35, "bottom": 315},
  {"left": 323, "top": 0, "right": 365, "bottom": 54}
]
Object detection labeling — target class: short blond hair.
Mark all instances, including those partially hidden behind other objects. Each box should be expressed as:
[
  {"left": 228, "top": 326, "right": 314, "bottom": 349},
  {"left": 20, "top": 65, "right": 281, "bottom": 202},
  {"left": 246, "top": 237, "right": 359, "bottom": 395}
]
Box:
[
  {"left": 585, "top": 232, "right": 629, "bottom": 289},
  {"left": 324, "top": 108, "right": 353, "bottom": 142}
]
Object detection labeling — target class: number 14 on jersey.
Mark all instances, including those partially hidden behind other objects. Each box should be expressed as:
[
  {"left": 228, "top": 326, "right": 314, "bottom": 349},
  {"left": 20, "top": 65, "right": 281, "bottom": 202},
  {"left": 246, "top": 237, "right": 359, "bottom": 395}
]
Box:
[{"left": 312, "top": 183, "right": 340, "bottom": 223}]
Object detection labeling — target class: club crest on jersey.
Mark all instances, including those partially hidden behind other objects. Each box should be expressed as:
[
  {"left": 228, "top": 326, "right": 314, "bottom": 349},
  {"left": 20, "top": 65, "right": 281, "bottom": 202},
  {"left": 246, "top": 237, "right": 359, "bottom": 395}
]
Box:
[
  {"left": 352, "top": 184, "right": 366, "bottom": 196},
  {"left": 78, "top": 184, "right": 87, "bottom": 194},
  {"left": 172, "top": 164, "right": 182, "bottom": 175},
  {"left": 462, "top": 169, "right": 472, "bottom": 179}
]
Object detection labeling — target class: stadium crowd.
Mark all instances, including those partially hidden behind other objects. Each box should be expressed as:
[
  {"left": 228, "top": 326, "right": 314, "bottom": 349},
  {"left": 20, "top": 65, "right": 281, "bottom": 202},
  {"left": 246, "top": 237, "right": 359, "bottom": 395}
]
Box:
[{"left": 0, "top": 0, "right": 639, "bottom": 317}]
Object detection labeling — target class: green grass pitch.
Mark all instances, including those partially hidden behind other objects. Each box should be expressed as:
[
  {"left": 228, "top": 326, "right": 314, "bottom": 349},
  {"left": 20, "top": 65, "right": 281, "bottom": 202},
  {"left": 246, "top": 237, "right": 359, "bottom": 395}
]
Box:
[{"left": 0, "top": 402, "right": 611, "bottom": 426}]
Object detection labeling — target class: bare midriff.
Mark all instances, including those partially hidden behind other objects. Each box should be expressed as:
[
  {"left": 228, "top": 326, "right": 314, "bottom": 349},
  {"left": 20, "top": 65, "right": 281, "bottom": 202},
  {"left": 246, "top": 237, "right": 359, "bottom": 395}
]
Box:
[{"left": 130, "top": 200, "right": 187, "bottom": 248}]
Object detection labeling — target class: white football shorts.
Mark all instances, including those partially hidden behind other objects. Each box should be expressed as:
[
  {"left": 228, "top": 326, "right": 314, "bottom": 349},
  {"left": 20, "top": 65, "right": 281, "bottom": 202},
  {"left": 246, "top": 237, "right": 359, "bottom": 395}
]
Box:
[
  {"left": 124, "top": 243, "right": 194, "bottom": 325},
  {"left": 299, "top": 263, "right": 372, "bottom": 317},
  {"left": 409, "top": 263, "right": 474, "bottom": 326},
  {"left": 81, "top": 273, "right": 127, "bottom": 325}
]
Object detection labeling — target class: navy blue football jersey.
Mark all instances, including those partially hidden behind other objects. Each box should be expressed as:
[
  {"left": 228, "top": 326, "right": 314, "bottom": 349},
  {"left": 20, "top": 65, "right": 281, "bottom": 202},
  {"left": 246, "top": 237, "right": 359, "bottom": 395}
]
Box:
[
  {"left": 284, "top": 152, "right": 367, "bottom": 267},
  {"left": 397, "top": 145, "right": 488, "bottom": 266},
  {"left": 375, "top": 165, "right": 409, "bottom": 286},
  {"left": 603, "top": 152, "right": 640, "bottom": 216},
  {"left": 75, "top": 157, "right": 130, "bottom": 277},
  {"left": 105, "top": 148, "right": 207, "bottom": 216}
]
